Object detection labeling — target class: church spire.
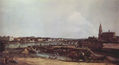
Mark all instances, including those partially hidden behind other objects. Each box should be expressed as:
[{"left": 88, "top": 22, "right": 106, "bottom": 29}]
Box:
[
  {"left": 99, "top": 24, "right": 102, "bottom": 34},
  {"left": 98, "top": 24, "right": 102, "bottom": 39}
]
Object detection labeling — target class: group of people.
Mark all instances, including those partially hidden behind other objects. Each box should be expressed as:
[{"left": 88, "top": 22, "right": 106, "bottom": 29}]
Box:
[
  {"left": 0, "top": 56, "right": 18, "bottom": 64},
  {"left": 0, "top": 41, "right": 18, "bottom": 64},
  {"left": 0, "top": 50, "right": 18, "bottom": 64}
]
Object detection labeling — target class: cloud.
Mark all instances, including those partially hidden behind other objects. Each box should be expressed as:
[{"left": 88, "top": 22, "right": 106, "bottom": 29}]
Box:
[{"left": 0, "top": 0, "right": 119, "bottom": 38}]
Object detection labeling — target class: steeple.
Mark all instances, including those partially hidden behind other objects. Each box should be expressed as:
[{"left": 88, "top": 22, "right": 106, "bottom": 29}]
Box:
[
  {"left": 98, "top": 24, "right": 102, "bottom": 39},
  {"left": 99, "top": 24, "right": 102, "bottom": 34}
]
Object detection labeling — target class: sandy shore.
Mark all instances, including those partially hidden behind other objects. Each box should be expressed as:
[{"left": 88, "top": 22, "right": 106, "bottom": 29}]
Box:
[{"left": 12, "top": 58, "right": 115, "bottom": 65}]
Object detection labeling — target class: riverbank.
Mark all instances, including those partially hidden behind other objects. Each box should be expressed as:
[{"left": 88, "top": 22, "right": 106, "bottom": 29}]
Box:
[{"left": 14, "top": 58, "right": 115, "bottom": 65}]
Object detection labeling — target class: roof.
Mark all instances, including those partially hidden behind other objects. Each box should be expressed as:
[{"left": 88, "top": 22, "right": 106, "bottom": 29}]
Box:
[{"left": 102, "top": 32, "right": 115, "bottom": 34}]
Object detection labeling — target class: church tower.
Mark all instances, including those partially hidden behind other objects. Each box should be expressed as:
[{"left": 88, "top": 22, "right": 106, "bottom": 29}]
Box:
[{"left": 98, "top": 24, "right": 102, "bottom": 39}]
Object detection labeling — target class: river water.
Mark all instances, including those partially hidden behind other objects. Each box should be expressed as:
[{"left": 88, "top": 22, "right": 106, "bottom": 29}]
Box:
[{"left": 36, "top": 52, "right": 71, "bottom": 61}]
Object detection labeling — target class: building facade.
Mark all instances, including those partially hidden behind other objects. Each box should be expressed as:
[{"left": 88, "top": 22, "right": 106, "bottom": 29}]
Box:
[{"left": 98, "top": 24, "right": 119, "bottom": 43}]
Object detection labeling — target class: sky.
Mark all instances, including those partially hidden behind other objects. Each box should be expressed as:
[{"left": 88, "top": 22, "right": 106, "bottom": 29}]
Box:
[{"left": 0, "top": 0, "right": 119, "bottom": 38}]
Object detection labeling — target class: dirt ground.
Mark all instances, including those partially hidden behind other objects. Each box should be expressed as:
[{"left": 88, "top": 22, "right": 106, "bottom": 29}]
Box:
[{"left": 4, "top": 58, "right": 115, "bottom": 65}]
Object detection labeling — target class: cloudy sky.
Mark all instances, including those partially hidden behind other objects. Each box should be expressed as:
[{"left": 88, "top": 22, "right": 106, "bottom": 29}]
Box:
[{"left": 0, "top": 0, "right": 119, "bottom": 38}]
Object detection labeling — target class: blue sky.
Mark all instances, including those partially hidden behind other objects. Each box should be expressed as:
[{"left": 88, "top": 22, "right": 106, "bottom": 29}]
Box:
[{"left": 0, "top": 0, "right": 119, "bottom": 38}]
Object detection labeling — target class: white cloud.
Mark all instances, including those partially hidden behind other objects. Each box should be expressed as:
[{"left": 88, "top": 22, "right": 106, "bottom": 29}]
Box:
[{"left": 0, "top": 0, "right": 119, "bottom": 38}]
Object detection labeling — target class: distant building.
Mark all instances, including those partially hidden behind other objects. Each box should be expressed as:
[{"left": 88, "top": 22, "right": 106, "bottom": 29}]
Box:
[
  {"left": 98, "top": 24, "right": 119, "bottom": 43},
  {"left": 0, "top": 36, "right": 14, "bottom": 41},
  {"left": 78, "top": 37, "right": 102, "bottom": 50}
]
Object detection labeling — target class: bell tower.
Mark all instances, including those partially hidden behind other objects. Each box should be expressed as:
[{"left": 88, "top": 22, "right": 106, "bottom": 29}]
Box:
[{"left": 98, "top": 24, "right": 102, "bottom": 39}]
